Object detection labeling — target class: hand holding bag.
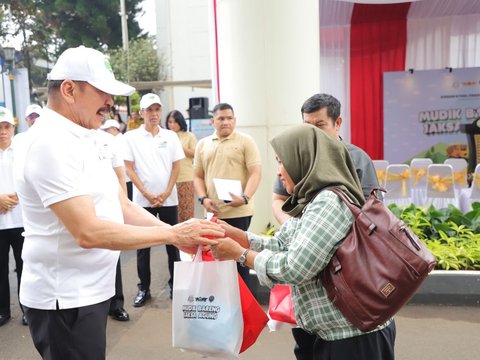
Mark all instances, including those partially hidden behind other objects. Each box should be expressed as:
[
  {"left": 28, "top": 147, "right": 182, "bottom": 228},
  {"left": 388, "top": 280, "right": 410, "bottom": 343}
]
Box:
[
  {"left": 172, "top": 247, "right": 243, "bottom": 358},
  {"left": 201, "top": 250, "right": 268, "bottom": 353}
]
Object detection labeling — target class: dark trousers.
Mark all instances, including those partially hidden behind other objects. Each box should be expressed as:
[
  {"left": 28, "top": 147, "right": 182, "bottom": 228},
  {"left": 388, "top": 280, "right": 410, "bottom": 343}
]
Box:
[
  {"left": 221, "top": 216, "right": 252, "bottom": 286},
  {"left": 0, "top": 227, "right": 24, "bottom": 316},
  {"left": 137, "top": 206, "right": 180, "bottom": 292},
  {"left": 114, "top": 183, "right": 129, "bottom": 312},
  {"left": 126, "top": 181, "right": 133, "bottom": 201},
  {"left": 23, "top": 300, "right": 110, "bottom": 360},
  {"left": 109, "top": 258, "right": 125, "bottom": 312},
  {"left": 292, "top": 328, "right": 317, "bottom": 360},
  {"left": 293, "top": 320, "right": 396, "bottom": 360}
]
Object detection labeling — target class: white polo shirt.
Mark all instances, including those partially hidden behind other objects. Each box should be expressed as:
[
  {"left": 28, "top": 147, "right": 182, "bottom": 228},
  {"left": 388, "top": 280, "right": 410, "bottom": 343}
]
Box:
[
  {"left": 123, "top": 125, "right": 185, "bottom": 207},
  {"left": 94, "top": 129, "right": 124, "bottom": 169},
  {"left": 115, "top": 133, "right": 131, "bottom": 181},
  {"left": 13, "top": 108, "right": 122, "bottom": 310},
  {"left": 0, "top": 145, "right": 23, "bottom": 229}
]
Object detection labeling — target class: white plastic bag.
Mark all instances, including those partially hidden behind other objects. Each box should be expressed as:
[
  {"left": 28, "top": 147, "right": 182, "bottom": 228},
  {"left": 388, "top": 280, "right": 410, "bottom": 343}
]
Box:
[{"left": 172, "top": 247, "right": 243, "bottom": 358}]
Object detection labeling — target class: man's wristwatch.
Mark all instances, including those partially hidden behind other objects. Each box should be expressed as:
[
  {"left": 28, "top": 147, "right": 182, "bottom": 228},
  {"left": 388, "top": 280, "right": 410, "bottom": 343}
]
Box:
[
  {"left": 198, "top": 196, "right": 207, "bottom": 205},
  {"left": 238, "top": 249, "right": 250, "bottom": 267}
]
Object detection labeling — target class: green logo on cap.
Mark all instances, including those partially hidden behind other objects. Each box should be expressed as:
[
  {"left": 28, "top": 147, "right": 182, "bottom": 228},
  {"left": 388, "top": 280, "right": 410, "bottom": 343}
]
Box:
[{"left": 104, "top": 58, "right": 113, "bottom": 74}]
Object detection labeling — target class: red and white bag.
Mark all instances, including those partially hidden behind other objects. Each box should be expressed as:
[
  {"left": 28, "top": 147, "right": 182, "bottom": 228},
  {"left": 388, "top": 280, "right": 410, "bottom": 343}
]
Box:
[
  {"left": 173, "top": 247, "right": 269, "bottom": 358},
  {"left": 172, "top": 247, "right": 243, "bottom": 358}
]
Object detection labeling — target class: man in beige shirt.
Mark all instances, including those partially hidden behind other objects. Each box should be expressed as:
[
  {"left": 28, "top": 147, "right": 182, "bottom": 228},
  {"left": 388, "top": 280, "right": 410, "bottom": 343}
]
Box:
[{"left": 193, "top": 103, "right": 261, "bottom": 283}]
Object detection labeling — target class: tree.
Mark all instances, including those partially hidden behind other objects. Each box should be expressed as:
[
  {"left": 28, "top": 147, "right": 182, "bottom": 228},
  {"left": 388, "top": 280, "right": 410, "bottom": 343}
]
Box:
[
  {"left": 109, "top": 37, "right": 168, "bottom": 110},
  {"left": 38, "top": 0, "right": 145, "bottom": 53},
  {"left": 0, "top": 0, "right": 146, "bottom": 98},
  {"left": 0, "top": 6, "right": 9, "bottom": 39},
  {"left": 109, "top": 37, "right": 166, "bottom": 83}
]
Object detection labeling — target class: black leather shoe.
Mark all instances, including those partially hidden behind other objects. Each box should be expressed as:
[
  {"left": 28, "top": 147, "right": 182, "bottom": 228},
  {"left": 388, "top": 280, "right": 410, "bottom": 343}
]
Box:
[
  {"left": 0, "top": 314, "right": 11, "bottom": 327},
  {"left": 133, "top": 290, "right": 151, "bottom": 307},
  {"left": 22, "top": 314, "right": 28, "bottom": 326},
  {"left": 109, "top": 308, "right": 130, "bottom": 321}
]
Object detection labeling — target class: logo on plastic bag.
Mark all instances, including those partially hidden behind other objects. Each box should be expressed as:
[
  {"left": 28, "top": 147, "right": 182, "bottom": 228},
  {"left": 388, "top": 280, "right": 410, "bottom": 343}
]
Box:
[
  {"left": 183, "top": 294, "right": 220, "bottom": 320},
  {"left": 187, "top": 295, "right": 215, "bottom": 302}
]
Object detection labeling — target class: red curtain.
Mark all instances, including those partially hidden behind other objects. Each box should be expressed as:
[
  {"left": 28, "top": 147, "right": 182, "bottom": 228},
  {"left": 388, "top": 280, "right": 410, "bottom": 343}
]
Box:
[{"left": 350, "top": 3, "right": 410, "bottom": 160}]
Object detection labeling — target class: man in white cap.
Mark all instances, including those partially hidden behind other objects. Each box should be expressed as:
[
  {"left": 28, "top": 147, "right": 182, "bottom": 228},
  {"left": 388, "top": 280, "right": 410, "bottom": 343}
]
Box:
[
  {"left": 97, "top": 118, "right": 129, "bottom": 322},
  {"left": 100, "top": 118, "right": 121, "bottom": 136},
  {"left": 99, "top": 118, "right": 126, "bottom": 193},
  {"left": 0, "top": 106, "right": 27, "bottom": 327},
  {"left": 123, "top": 93, "right": 185, "bottom": 306},
  {"left": 12, "top": 104, "right": 42, "bottom": 147},
  {"left": 24, "top": 104, "right": 42, "bottom": 127},
  {"left": 13, "top": 46, "right": 222, "bottom": 360}
]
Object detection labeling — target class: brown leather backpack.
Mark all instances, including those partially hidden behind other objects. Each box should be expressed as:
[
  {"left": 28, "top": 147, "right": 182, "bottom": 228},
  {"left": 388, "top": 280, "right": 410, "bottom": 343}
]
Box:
[{"left": 320, "top": 187, "right": 436, "bottom": 332}]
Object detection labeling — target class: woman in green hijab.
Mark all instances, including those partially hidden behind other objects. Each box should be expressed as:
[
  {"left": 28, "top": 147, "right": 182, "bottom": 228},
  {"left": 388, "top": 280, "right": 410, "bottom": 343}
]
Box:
[{"left": 212, "top": 124, "right": 395, "bottom": 359}]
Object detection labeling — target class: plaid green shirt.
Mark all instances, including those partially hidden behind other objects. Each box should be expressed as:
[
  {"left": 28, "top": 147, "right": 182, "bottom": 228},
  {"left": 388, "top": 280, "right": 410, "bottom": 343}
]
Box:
[{"left": 249, "top": 190, "right": 388, "bottom": 340}]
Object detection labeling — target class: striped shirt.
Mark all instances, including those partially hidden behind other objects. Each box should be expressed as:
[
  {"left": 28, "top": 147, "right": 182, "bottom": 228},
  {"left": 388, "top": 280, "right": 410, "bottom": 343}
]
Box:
[{"left": 249, "top": 190, "right": 389, "bottom": 340}]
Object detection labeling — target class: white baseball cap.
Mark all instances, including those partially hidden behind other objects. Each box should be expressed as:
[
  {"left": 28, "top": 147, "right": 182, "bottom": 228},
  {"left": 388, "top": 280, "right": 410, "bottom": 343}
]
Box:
[
  {"left": 140, "top": 93, "right": 163, "bottom": 110},
  {"left": 25, "top": 104, "right": 42, "bottom": 118},
  {"left": 0, "top": 106, "right": 15, "bottom": 125},
  {"left": 100, "top": 119, "right": 120, "bottom": 130},
  {"left": 47, "top": 46, "right": 135, "bottom": 96}
]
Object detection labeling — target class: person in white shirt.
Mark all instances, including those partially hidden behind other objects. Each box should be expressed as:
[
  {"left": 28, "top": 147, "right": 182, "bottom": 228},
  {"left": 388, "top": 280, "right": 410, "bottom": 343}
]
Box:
[
  {"left": 0, "top": 107, "right": 26, "bottom": 327},
  {"left": 95, "top": 122, "right": 129, "bottom": 322},
  {"left": 24, "top": 104, "right": 42, "bottom": 127},
  {"left": 124, "top": 93, "right": 185, "bottom": 305},
  {"left": 101, "top": 118, "right": 135, "bottom": 199},
  {"left": 13, "top": 46, "right": 222, "bottom": 360},
  {"left": 99, "top": 119, "right": 127, "bottom": 194},
  {"left": 12, "top": 104, "right": 42, "bottom": 149}
]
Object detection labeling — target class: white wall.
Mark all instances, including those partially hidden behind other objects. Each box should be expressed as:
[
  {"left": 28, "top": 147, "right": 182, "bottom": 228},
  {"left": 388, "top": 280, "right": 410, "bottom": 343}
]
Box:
[
  {"left": 156, "top": 0, "right": 213, "bottom": 119},
  {"left": 213, "top": 0, "right": 320, "bottom": 232},
  {"left": 155, "top": 0, "right": 321, "bottom": 233}
]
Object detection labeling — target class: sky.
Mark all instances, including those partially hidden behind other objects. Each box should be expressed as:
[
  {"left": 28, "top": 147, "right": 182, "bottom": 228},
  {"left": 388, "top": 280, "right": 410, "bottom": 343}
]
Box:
[{"left": 137, "top": 0, "right": 157, "bottom": 36}]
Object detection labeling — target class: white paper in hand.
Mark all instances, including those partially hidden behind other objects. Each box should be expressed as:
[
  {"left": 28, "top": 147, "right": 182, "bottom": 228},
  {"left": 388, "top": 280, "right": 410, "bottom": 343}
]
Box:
[{"left": 213, "top": 178, "right": 243, "bottom": 201}]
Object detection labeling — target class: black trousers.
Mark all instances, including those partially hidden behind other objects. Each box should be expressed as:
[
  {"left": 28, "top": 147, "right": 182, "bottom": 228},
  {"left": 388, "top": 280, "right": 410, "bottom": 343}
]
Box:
[
  {"left": 23, "top": 300, "right": 110, "bottom": 360},
  {"left": 137, "top": 206, "right": 180, "bottom": 292},
  {"left": 126, "top": 181, "right": 133, "bottom": 201},
  {"left": 0, "top": 227, "right": 24, "bottom": 316},
  {"left": 221, "top": 216, "right": 252, "bottom": 286},
  {"left": 293, "top": 320, "right": 396, "bottom": 360},
  {"left": 109, "top": 258, "right": 125, "bottom": 312},
  {"left": 108, "top": 182, "right": 127, "bottom": 310}
]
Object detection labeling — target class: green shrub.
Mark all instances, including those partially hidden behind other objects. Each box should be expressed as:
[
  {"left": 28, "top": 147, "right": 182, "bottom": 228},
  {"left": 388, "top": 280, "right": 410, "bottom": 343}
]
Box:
[
  {"left": 388, "top": 202, "right": 480, "bottom": 270},
  {"left": 264, "top": 203, "right": 480, "bottom": 271}
]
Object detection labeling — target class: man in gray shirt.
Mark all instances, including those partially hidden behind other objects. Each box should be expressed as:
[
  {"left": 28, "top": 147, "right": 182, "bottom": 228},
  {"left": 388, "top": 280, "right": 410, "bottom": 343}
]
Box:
[{"left": 271, "top": 93, "right": 380, "bottom": 359}]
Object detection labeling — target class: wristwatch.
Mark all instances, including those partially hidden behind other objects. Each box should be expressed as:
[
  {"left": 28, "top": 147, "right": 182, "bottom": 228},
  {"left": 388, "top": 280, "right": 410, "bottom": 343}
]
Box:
[
  {"left": 238, "top": 249, "right": 250, "bottom": 267},
  {"left": 198, "top": 196, "right": 207, "bottom": 205}
]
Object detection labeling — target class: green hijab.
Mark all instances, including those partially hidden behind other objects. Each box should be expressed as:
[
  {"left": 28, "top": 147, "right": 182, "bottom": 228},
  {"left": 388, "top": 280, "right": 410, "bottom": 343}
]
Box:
[{"left": 270, "top": 124, "right": 365, "bottom": 218}]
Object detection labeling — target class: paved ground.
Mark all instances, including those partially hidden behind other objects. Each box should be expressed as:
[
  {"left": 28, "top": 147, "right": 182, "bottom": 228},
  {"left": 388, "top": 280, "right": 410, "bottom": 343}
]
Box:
[{"left": 1, "top": 247, "right": 479, "bottom": 360}]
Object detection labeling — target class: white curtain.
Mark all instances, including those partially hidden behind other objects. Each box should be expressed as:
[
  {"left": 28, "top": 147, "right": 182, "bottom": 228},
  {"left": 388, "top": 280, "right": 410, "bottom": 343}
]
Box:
[
  {"left": 319, "top": 0, "right": 353, "bottom": 141},
  {"left": 449, "top": 14, "right": 480, "bottom": 67},
  {"left": 405, "top": 17, "right": 452, "bottom": 70},
  {"left": 406, "top": 0, "right": 480, "bottom": 70}
]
